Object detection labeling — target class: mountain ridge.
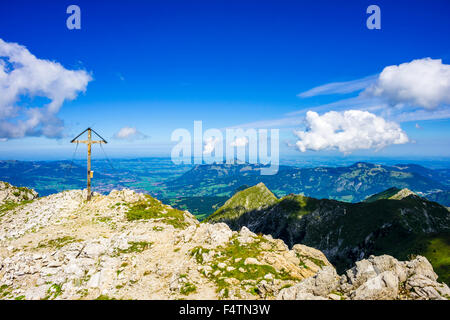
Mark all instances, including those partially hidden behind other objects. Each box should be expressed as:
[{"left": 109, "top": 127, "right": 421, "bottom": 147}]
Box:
[{"left": 167, "top": 161, "right": 450, "bottom": 207}]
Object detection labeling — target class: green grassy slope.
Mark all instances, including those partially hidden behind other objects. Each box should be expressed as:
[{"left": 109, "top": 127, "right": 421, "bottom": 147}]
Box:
[{"left": 205, "top": 182, "right": 278, "bottom": 223}]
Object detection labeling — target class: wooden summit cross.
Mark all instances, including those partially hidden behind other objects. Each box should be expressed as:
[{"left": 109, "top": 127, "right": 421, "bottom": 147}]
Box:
[{"left": 71, "top": 128, "right": 107, "bottom": 201}]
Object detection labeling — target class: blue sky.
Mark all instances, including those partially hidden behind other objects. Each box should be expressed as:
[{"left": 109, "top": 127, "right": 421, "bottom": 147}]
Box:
[{"left": 0, "top": 0, "right": 449, "bottom": 160}]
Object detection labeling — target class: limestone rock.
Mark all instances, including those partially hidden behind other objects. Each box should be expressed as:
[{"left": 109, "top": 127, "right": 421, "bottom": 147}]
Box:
[
  {"left": 406, "top": 274, "right": 450, "bottom": 300},
  {"left": 277, "top": 266, "right": 339, "bottom": 300},
  {"left": 343, "top": 255, "right": 406, "bottom": 290},
  {"left": 237, "top": 226, "right": 256, "bottom": 244},
  {"left": 278, "top": 255, "right": 450, "bottom": 300},
  {"left": 405, "top": 255, "right": 438, "bottom": 281},
  {"left": 350, "top": 271, "right": 399, "bottom": 300},
  {"left": 0, "top": 182, "right": 38, "bottom": 205},
  {"left": 244, "top": 257, "right": 261, "bottom": 265}
]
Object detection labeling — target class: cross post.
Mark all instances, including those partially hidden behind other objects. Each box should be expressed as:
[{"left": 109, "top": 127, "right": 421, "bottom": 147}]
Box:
[{"left": 71, "top": 128, "right": 107, "bottom": 201}]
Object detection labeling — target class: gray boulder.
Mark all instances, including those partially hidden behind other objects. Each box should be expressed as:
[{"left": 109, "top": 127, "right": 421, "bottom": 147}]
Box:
[
  {"left": 278, "top": 254, "right": 450, "bottom": 300},
  {"left": 277, "top": 266, "right": 339, "bottom": 300},
  {"left": 350, "top": 271, "right": 399, "bottom": 300},
  {"left": 406, "top": 274, "right": 450, "bottom": 300}
]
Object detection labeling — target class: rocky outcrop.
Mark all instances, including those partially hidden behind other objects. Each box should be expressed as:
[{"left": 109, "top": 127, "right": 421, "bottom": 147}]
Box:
[
  {"left": 0, "top": 181, "right": 38, "bottom": 205},
  {"left": 277, "top": 266, "right": 338, "bottom": 300},
  {"left": 278, "top": 255, "right": 450, "bottom": 300},
  {"left": 389, "top": 188, "right": 416, "bottom": 200}
]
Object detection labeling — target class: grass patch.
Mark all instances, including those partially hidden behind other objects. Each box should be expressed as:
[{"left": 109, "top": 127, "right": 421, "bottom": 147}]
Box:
[
  {"left": 95, "top": 295, "right": 116, "bottom": 300},
  {"left": 38, "top": 236, "right": 78, "bottom": 249},
  {"left": 180, "top": 282, "right": 197, "bottom": 295},
  {"left": 190, "top": 246, "right": 211, "bottom": 264},
  {"left": 248, "top": 287, "right": 259, "bottom": 296},
  {"left": 77, "top": 289, "right": 89, "bottom": 298},
  {"left": 95, "top": 217, "right": 112, "bottom": 223},
  {"left": 0, "top": 284, "right": 11, "bottom": 298},
  {"left": 280, "top": 283, "right": 293, "bottom": 290},
  {"left": 43, "top": 283, "right": 63, "bottom": 300},
  {"left": 115, "top": 241, "right": 153, "bottom": 255},
  {"left": 0, "top": 200, "right": 34, "bottom": 217},
  {"left": 297, "top": 254, "right": 325, "bottom": 268},
  {"left": 125, "top": 195, "right": 188, "bottom": 229}
]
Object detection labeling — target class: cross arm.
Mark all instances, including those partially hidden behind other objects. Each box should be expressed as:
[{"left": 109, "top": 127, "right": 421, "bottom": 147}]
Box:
[{"left": 71, "top": 140, "right": 107, "bottom": 144}]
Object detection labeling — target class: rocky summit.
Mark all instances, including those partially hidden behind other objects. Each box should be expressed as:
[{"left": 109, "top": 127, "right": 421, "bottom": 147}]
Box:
[{"left": 0, "top": 182, "right": 449, "bottom": 300}]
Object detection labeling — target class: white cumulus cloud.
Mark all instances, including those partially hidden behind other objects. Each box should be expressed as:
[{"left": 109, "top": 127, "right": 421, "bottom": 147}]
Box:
[
  {"left": 230, "top": 136, "right": 248, "bottom": 147},
  {"left": 294, "top": 110, "right": 409, "bottom": 153},
  {"left": 364, "top": 58, "right": 450, "bottom": 109},
  {"left": 0, "top": 38, "right": 92, "bottom": 140},
  {"left": 114, "top": 127, "right": 147, "bottom": 140}
]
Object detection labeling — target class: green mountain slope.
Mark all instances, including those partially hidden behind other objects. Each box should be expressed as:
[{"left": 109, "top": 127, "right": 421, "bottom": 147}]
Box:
[
  {"left": 161, "top": 196, "right": 228, "bottom": 221},
  {"left": 209, "top": 185, "right": 450, "bottom": 284},
  {"left": 206, "top": 183, "right": 278, "bottom": 223}
]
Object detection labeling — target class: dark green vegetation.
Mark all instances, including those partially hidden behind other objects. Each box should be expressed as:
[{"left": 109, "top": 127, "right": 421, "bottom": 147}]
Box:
[
  {"left": 209, "top": 184, "right": 450, "bottom": 285},
  {"left": 161, "top": 196, "right": 228, "bottom": 221}
]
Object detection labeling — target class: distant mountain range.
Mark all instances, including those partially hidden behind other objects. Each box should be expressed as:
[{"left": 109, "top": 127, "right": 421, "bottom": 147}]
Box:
[
  {"left": 206, "top": 183, "right": 450, "bottom": 285},
  {"left": 1, "top": 160, "right": 449, "bottom": 214},
  {"left": 167, "top": 162, "right": 450, "bottom": 207}
]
